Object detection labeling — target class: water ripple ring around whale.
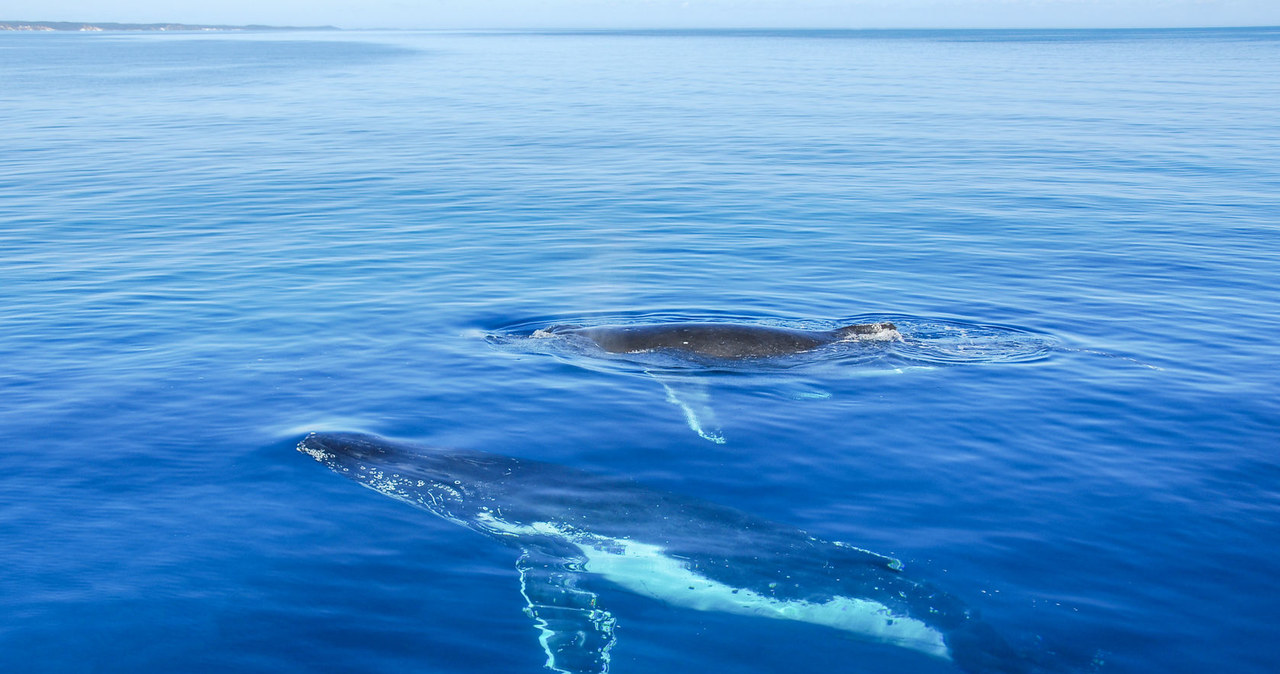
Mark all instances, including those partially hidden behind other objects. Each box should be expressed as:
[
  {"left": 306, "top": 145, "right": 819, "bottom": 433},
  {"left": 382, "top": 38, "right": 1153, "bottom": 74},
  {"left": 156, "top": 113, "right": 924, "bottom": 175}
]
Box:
[
  {"left": 481, "top": 313, "right": 1060, "bottom": 444},
  {"left": 484, "top": 313, "right": 1058, "bottom": 374}
]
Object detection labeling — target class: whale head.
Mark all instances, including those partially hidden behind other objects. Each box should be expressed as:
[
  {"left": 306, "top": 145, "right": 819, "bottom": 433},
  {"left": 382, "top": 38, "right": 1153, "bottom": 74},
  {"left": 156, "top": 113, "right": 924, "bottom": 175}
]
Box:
[
  {"left": 298, "top": 431, "right": 416, "bottom": 472},
  {"left": 832, "top": 321, "right": 901, "bottom": 342},
  {"left": 298, "top": 431, "right": 498, "bottom": 521}
]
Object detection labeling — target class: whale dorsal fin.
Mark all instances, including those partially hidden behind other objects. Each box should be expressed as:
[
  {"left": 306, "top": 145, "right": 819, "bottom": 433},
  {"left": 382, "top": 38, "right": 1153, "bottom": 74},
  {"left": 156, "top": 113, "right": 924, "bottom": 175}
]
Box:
[
  {"left": 830, "top": 539, "right": 904, "bottom": 572},
  {"left": 517, "top": 547, "right": 618, "bottom": 674}
]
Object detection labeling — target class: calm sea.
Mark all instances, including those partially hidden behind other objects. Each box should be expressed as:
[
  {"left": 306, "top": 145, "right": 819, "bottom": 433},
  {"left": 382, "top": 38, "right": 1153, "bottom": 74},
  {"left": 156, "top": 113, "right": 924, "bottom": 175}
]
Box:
[{"left": 1, "top": 27, "right": 1278, "bottom": 674}]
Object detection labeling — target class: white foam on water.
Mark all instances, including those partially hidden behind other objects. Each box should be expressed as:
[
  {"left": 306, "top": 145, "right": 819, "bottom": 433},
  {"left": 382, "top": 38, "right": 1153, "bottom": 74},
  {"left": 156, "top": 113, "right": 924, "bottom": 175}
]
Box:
[{"left": 838, "top": 325, "right": 904, "bottom": 343}]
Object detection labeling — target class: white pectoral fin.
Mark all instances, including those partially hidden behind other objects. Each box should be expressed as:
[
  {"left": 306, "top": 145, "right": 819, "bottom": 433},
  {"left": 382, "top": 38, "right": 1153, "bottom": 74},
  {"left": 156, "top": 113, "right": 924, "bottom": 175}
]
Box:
[
  {"left": 517, "top": 549, "right": 618, "bottom": 674},
  {"left": 647, "top": 371, "right": 726, "bottom": 444}
]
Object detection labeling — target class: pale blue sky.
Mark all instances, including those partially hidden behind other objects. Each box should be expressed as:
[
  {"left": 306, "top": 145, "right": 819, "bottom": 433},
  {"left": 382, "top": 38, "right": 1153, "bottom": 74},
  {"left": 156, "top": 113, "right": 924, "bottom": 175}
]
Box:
[{"left": 11, "top": 0, "right": 1280, "bottom": 30}]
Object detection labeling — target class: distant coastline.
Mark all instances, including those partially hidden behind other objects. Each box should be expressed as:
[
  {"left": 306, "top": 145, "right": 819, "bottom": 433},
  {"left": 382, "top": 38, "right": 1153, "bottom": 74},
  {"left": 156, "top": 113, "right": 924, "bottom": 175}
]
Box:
[{"left": 0, "top": 20, "right": 338, "bottom": 32}]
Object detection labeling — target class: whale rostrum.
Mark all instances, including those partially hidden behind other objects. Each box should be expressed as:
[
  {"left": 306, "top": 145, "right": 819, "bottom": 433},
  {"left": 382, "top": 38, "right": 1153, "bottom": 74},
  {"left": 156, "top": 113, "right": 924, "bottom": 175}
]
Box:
[{"left": 298, "top": 432, "right": 1028, "bottom": 674}]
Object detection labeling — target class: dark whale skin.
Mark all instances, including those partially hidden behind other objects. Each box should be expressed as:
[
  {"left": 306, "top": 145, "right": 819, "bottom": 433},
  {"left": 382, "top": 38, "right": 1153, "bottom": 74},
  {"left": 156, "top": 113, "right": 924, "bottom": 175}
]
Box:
[{"left": 546, "top": 322, "right": 898, "bottom": 359}]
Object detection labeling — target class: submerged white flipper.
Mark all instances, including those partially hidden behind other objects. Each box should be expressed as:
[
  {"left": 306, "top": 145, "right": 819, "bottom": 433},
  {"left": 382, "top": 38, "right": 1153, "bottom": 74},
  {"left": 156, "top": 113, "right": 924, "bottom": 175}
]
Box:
[
  {"left": 517, "top": 549, "right": 618, "bottom": 674},
  {"left": 649, "top": 371, "right": 725, "bottom": 444}
]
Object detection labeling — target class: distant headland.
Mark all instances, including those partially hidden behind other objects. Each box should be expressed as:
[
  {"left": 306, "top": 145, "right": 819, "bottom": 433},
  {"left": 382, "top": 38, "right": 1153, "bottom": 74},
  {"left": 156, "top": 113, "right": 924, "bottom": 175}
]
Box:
[{"left": 0, "top": 21, "right": 338, "bottom": 32}]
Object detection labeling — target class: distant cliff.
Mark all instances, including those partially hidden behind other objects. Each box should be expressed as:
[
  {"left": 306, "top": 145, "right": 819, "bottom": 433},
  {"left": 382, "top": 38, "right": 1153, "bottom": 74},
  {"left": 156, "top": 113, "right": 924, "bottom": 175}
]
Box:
[{"left": 0, "top": 21, "right": 337, "bottom": 32}]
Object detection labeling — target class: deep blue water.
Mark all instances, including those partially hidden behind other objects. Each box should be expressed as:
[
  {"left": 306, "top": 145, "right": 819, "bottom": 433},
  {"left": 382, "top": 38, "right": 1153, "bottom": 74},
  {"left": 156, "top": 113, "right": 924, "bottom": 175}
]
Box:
[{"left": 2, "top": 27, "right": 1278, "bottom": 674}]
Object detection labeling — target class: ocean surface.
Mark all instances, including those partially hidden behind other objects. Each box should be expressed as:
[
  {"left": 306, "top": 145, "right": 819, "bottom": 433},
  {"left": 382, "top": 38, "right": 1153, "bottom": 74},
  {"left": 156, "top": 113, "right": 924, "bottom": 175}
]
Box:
[{"left": 2, "top": 27, "right": 1278, "bottom": 674}]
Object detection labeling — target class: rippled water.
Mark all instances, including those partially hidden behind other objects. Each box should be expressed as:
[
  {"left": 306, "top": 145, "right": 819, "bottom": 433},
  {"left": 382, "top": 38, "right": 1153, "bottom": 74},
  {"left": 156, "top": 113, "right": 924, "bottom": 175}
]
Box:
[{"left": 1, "top": 28, "right": 1278, "bottom": 674}]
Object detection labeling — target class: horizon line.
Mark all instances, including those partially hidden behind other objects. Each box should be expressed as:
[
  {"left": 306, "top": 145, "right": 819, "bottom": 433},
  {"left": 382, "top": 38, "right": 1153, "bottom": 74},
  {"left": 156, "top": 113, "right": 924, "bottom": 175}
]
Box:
[{"left": 4, "top": 20, "right": 1280, "bottom": 32}]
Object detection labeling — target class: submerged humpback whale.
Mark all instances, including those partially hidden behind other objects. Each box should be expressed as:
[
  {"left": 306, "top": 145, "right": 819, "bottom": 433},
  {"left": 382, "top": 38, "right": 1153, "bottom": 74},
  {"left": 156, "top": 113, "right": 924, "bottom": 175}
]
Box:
[
  {"left": 298, "top": 432, "right": 1028, "bottom": 674},
  {"left": 537, "top": 322, "right": 900, "bottom": 360}
]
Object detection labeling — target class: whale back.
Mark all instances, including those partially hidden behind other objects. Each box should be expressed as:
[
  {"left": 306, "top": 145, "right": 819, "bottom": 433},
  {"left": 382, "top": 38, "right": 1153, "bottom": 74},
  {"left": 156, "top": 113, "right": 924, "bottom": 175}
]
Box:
[
  {"left": 547, "top": 321, "right": 900, "bottom": 359},
  {"left": 561, "top": 323, "right": 830, "bottom": 359}
]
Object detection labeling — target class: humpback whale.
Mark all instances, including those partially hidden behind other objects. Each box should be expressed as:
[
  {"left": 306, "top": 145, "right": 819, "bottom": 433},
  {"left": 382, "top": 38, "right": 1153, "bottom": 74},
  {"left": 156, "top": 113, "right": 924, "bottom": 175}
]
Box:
[
  {"left": 298, "top": 432, "right": 1027, "bottom": 674},
  {"left": 525, "top": 321, "right": 904, "bottom": 443},
  {"left": 537, "top": 322, "right": 900, "bottom": 360}
]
